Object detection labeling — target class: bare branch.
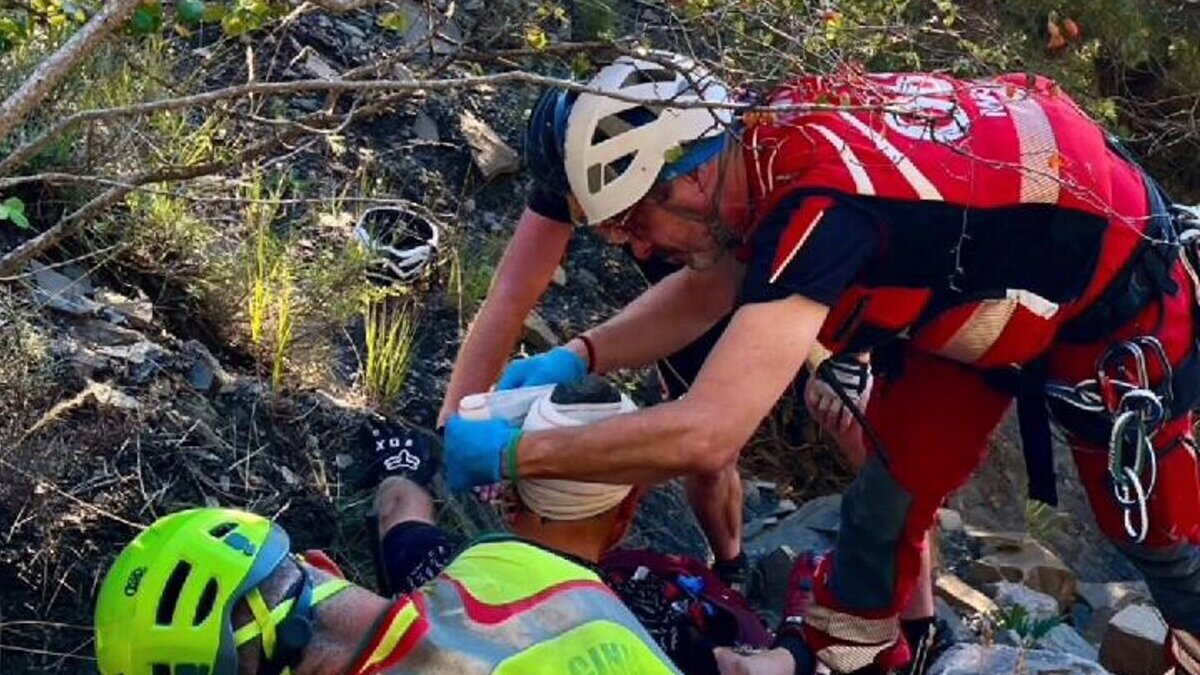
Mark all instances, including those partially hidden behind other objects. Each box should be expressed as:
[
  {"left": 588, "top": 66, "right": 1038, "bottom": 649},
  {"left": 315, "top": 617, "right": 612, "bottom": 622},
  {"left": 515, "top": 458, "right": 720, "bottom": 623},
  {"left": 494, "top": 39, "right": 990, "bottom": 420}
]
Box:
[
  {"left": 0, "top": 68, "right": 911, "bottom": 177},
  {"left": 0, "top": 92, "right": 407, "bottom": 276},
  {"left": 0, "top": 0, "right": 142, "bottom": 144}
]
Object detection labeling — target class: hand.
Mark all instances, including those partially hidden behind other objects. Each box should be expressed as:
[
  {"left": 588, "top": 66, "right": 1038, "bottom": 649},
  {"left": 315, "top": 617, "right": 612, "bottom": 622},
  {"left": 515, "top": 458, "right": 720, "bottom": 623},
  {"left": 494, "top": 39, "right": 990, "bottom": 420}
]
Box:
[
  {"left": 496, "top": 346, "right": 586, "bottom": 390},
  {"left": 444, "top": 415, "right": 521, "bottom": 491},
  {"left": 804, "top": 376, "right": 856, "bottom": 434}
]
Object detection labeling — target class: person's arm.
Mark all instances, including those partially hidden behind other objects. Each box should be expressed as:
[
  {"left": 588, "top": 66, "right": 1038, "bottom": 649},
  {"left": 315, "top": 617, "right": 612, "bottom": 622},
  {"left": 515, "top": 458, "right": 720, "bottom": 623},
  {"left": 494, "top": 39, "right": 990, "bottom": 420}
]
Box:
[
  {"left": 583, "top": 254, "right": 744, "bottom": 374},
  {"left": 438, "top": 207, "right": 572, "bottom": 425},
  {"left": 516, "top": 294, "right": 830, "bottom": 484}
]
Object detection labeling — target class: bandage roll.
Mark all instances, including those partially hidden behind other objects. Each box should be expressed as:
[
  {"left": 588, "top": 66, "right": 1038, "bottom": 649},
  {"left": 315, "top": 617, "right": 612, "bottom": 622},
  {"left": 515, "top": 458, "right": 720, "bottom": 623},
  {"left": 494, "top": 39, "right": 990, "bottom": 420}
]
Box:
[{"left": 517, "top": 387, "right": 637, "bottom": 521}]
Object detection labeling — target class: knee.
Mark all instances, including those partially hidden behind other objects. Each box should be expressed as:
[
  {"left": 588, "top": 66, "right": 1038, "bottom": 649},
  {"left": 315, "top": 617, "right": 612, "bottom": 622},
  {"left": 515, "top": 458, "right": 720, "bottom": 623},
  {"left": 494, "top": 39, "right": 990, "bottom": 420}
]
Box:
[{"left": 374, "top": 477, "right": 434, "bottom": 536}]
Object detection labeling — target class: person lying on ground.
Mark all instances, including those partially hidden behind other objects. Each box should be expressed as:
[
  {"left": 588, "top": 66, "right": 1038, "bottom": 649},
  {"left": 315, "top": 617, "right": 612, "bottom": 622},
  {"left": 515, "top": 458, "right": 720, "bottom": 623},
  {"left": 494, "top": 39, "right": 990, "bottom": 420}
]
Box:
[{"left": 370, "top": 376, "right": 772, "bottom": 674}]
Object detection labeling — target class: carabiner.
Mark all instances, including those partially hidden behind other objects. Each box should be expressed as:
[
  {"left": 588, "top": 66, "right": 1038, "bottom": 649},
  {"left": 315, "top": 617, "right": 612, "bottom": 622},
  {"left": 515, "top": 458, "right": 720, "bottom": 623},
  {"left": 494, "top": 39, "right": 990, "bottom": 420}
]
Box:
[{"left": 1121, "top": 465, "right": 1150, "bottom": 544}]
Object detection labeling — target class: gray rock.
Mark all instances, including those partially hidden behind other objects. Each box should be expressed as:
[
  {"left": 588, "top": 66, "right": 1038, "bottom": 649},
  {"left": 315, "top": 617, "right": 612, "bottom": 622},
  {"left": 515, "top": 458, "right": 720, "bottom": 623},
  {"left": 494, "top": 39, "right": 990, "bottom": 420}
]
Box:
[
  {"left": 30, "top": 261, "right": 102, "bottom": 315},
  {"left": 992, "top": 582, "right": 1060, "bottom": 620},
  {"left": 1038, "top": 624, "right": 1099, "bottom": 662},
  {"left": 411, "top": 112, "right": 440, "bottom": 142},
  {"left": 459, "top": 110, "right": 520, "bottom": 179},
  {"left": 69, "top": 319, "right": 145, "bottom": 347},
  {"left": 965, "top": 537, "right": 1077, "bottom": 611},
  {"left": 182, "top": 341, "right": 229, "bottom": 394},
  {"left": 1099, "top": 605, "right": 1168, "bottom": 675},
  {"left": 622, "top": 479, "right": 710, "bottom": 561},
  {"left": 1076, "top": 581, "right": 1152, "bottom": 642},
  {"left": 522, "top": 311, "right": 560, "bottom": 351},
  {"left": 934, "top": 597, "right": 977, "bottom": 644},
  {"left": 937, "top": 508, "right": 964, "bottom": 532},
  {"left": 95, "top": 288, "right": 154, "bottom": 328},
  {"left": 750, "top": 545, "right": 797, "bottom": 619},
  {"left": 744, "top": 494, "right": 840, "bottom": 557},
  {"left": 928, "top": 644, "right": 1111, "bottom": 675}
]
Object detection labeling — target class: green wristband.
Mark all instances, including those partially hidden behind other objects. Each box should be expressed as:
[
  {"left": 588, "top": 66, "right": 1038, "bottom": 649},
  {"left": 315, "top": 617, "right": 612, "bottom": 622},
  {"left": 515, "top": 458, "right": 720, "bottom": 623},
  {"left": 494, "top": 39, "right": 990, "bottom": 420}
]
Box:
[{"left": 504, "top": 432, "right": 522, "bottom": 481}]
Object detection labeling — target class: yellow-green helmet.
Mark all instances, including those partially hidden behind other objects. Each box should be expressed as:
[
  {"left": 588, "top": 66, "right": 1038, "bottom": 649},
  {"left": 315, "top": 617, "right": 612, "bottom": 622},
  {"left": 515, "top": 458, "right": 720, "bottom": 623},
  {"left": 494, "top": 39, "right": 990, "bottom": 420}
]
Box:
[{"left": 94, "top": 508, "right": 294, "bottom": 675}]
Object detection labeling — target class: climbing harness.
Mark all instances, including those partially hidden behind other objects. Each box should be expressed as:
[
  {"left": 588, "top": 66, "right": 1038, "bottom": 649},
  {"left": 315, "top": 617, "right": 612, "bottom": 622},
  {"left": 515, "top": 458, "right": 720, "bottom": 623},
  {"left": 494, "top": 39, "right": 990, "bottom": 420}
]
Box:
[{"left": 1047, "top": 336, "right": 1175, "bottom": 543}]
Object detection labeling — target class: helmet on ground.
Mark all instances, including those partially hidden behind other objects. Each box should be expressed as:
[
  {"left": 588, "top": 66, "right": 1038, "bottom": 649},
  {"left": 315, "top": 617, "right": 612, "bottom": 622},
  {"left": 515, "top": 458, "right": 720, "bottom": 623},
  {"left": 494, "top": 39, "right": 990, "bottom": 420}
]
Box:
[
  {"left": 563, "top": 51, "right": 733, "bottom": 225},
  {"left": 95, "top": 508, "right": 327, "bottom": 675},
  {"left": 353, "top": 206, "right": 440, "bottom": 285}
]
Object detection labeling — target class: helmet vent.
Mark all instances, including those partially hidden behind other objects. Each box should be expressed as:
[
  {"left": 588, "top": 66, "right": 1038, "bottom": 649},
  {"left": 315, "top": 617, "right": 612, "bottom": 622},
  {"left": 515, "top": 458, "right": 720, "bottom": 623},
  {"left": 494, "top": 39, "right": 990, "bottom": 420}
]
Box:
[
  {"left": 193, "top": 578, "right": 219, "bottom": 625},
  {"left": 208, "top": 522, "right": 237, "bottom": 539},
  {"left": 620, "top": 67, "right": 675, "bottom": 89},
  {"left": 156, "top": 561, "right": 192, "bottom": 625},
  {"left": 152, "top": 664, "right": 170, "bottom": 675}
]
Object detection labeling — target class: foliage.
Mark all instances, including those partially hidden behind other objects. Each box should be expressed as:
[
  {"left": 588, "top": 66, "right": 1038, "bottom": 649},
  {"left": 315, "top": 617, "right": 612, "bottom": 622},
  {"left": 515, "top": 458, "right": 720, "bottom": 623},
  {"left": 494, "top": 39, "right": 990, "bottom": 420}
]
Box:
[
  {"left": 362, "top": 295, "right": 417, "bottom": 408},
  {"left": 994, "top": 604, "right": 1063, "bottom": 646},
  {"left": 0, "top": 197, "right": 31, "bottom": 231}
]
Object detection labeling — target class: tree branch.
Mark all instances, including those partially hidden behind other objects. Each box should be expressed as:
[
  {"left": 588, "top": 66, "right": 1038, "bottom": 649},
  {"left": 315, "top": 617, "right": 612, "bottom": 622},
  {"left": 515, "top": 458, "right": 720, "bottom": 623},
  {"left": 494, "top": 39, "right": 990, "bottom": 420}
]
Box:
[
  {"left": 0, "top": 0, "right": 142, "bottom": 144},
  {"left": 0, "top": 93, "right": 407, "bottom": 277},
  {"left": 0, "top": 68, "right": 907, "bottom": 177}
]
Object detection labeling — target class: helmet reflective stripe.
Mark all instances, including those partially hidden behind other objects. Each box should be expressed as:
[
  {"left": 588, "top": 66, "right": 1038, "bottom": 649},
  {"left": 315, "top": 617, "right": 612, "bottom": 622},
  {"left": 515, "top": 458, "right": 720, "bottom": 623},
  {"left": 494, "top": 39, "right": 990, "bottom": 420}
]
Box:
[{"left": 564, "top": 52, "right": 733, "bottom": 225}]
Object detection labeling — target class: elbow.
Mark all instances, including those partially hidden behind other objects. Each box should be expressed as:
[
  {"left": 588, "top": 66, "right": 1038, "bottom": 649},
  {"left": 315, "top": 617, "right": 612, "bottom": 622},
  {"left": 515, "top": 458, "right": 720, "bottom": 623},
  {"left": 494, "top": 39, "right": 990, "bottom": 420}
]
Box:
[{"left": 685, "top": 421, "right": 741, "bottom": 475}]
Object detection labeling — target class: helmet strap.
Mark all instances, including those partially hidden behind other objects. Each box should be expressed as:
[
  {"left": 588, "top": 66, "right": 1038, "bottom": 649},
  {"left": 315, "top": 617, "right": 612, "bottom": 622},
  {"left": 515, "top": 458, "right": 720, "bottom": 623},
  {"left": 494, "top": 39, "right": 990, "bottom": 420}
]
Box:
[
  {"left": 234, "top": 557, "right": 353, "bottom": 675},
  {"left": 702, "top": 134, "right": 746, "bottom": 251}
]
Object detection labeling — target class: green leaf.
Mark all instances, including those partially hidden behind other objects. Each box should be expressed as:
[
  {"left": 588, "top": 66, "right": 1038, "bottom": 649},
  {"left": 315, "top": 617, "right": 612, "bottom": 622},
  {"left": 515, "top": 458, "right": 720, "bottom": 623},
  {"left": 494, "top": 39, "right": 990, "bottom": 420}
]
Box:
[
  {"left": 177, "top": 0, "right": 205, "bottom": 25},
  {"left": 8, "top": 210, "right": 30, "bottom": 230},
  {"left": 130, "top": 3, "right": 163, "bottom": 34},
  {"left": 377, "top": 10, "right": 411, "bottom": 33}
]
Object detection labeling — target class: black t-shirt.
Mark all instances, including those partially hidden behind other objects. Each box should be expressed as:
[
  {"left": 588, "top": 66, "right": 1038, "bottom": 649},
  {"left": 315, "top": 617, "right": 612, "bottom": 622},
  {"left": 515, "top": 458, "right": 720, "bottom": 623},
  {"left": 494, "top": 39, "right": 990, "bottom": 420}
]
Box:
[
  {"left": 527, "top": 185, "right": 572, "bottom": 224},
  {"left": 740, "top": 192, "right": 880, "bottom": 307}
]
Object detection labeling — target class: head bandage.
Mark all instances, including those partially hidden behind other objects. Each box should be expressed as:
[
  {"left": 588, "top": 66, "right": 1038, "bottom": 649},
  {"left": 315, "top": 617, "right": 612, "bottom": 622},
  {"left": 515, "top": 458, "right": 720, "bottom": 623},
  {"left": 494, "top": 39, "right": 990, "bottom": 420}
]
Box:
[
  {"left": 458, "top": 382, "right": 637, "bottom": 521},
  {"left": 517, "top": 390, "right": 637, "bottom": 521}
]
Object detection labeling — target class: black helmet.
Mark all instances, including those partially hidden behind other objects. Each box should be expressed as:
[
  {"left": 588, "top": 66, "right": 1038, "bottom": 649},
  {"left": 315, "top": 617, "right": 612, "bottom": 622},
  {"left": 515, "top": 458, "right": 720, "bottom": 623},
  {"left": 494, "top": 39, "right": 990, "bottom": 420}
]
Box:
[{"left": 523, "top": 87, "right": 577, "bottom": 196}]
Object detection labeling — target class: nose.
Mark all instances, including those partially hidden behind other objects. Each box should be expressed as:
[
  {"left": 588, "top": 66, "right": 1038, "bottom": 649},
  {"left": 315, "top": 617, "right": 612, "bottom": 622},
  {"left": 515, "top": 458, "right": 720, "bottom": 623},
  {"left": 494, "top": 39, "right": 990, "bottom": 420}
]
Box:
[{"left": 629, "top": 238, "right": 654, "bottom": 260}]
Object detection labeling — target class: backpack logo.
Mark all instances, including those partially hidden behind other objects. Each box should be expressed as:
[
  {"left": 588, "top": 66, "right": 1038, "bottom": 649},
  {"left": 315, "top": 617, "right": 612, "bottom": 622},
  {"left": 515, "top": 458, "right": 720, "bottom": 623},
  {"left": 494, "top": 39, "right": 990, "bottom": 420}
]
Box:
[{"left": 123, "top": 566, "right": 147, "bottom": 596}]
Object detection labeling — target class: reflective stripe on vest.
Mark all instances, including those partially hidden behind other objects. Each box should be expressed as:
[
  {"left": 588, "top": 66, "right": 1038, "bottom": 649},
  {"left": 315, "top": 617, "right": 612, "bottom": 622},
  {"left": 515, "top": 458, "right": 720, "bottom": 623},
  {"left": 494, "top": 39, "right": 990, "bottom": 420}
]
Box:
[{"left": 351, "top": 540, "right": 680, "bottom": 675}]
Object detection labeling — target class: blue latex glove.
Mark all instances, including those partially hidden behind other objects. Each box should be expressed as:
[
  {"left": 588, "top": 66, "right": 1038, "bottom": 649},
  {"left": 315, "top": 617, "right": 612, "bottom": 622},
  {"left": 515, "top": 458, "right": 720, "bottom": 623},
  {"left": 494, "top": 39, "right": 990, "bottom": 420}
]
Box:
[
  {"left": 444, "top": 415, "right": 522, "bottom": 491},
  {"left": 496, "top": 346, "right": 587, "bottom": 390}
]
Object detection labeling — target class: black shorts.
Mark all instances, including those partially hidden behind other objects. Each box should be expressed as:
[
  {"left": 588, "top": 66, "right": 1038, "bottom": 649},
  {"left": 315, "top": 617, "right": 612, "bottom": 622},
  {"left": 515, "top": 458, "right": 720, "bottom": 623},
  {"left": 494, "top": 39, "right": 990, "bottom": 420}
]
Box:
[{"left": 379, "top": 521, "right": 466, "bottom": 596}]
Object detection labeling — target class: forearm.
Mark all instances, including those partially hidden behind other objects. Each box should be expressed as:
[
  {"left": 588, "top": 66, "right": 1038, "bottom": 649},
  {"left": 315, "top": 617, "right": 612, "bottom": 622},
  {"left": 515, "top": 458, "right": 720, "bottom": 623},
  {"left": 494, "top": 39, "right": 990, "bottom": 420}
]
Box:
[
  {"left": 516, "top": 397, "right": 734, "bottom": 483},
  {"left": 516, "top": 297, "right": 828, "bottom": 485},
  {"left": 438, "top": 207, "right": 571, "bottom": 423},
  {"left": 587, "top": 256, "right": 742, "bottom": 373}
]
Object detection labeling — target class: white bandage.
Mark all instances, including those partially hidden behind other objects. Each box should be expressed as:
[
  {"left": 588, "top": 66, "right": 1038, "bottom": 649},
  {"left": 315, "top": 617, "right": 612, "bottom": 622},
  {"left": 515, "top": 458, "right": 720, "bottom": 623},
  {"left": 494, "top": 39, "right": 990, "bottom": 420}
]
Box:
[{"left": 516, "top": 391, "right": 638, "bottom": 521}]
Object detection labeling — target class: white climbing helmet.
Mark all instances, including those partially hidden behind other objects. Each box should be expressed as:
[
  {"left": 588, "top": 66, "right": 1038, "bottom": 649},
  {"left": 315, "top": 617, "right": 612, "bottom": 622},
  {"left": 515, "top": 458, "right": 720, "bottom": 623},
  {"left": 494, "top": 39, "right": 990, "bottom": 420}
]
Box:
[{"left": 564, "top": 51, "right": 733, "bottom": 225}]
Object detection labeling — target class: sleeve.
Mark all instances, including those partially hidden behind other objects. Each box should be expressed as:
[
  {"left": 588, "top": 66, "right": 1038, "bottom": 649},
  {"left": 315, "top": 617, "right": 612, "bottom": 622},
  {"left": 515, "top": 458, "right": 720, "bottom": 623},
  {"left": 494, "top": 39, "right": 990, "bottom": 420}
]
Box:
[
  {"left": 527, "top": 185, "right": 572, "bottom": 224},
  {"left": 740, "top": 193, "right": 880, "bottom": 307}
]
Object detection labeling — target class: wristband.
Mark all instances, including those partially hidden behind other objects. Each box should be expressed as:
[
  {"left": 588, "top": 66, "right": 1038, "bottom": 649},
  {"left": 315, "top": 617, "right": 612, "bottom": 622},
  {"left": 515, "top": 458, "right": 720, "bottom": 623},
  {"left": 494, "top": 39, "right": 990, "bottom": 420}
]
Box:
[
  {"left": 775, "top": 633, "right": 816, "bottom": 675},
  {"left": 577, "top": 334, "right": 597, "bottom": 374},
  {"left": 505, "top": 432, "right": 522, "bottom": 480}
]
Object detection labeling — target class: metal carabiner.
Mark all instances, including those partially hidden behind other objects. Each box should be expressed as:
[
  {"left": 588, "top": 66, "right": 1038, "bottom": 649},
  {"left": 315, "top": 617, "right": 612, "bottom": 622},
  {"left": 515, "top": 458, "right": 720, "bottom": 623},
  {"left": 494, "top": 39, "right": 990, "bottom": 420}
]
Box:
[
  {"left": 1119, "top": 388, "right": 1166, "bottom": 431},
  {"left": 1097, "top": 341, "right": 1150, "bottom": 413},
  {"left": 1108, "top": 410, "right": 1146, "bottom": 488},
  {"left": 1130, "top": 335, "right": 1174, "bottom": 410},
  {"left": 1121, "top": 465, "right": 1150, "bottom": 544}
]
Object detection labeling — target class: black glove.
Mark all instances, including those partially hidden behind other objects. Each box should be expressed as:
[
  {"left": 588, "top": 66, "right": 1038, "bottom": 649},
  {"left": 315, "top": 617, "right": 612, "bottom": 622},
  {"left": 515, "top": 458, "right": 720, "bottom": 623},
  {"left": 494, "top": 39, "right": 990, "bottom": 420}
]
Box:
[{"left": 355, "top": 418, "right": 439, "bottom": 490}]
